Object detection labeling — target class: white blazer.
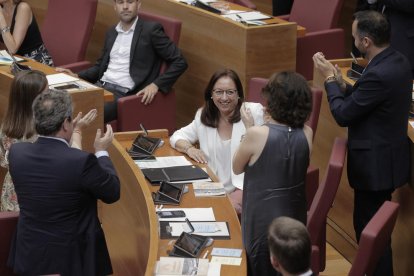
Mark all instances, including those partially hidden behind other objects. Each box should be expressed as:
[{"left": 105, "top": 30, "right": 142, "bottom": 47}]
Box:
[{"left": 170, "top": 102, "right": 264, "bottom": 190}]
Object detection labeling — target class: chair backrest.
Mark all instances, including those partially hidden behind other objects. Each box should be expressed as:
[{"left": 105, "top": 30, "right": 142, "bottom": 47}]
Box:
[
  {"left": 117, "top": 90, "right": 176, "bottom": 134},
  {"left": 41, "top": 0, "right": 98, "bottom": 66},
  {"left": 227, "top": 0, "right": 257, "bottom": 10},
  {"left": 0, "top": 211, "right": 19, "bottom": 276},
  {"left": 307, "top": 137, "right": 347, "bottom": 271},
  {"left": 349, "top": 201, "right": 400, "bottom": 276},
  {"left": 307, "top": 88, "right": 322, "bottom": 139},
  {"left": 289, "top": 0, "right": 344, "bottom": 32},
  {"left": 246, "top": 77, "right": 267, "bottom": 104},
  {"left": 138, "top": 11, "right": 182, "bottom": 74},
  {"left": 116, "top": 12, "right": 182, "bottom": 134},
  {"left": 247, "top": 78, "right": 322, "bottom": 139}
]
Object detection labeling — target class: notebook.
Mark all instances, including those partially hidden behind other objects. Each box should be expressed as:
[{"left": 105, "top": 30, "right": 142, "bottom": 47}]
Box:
[{"left": 142, "top": 165, "right": 209, "bottom": 184}]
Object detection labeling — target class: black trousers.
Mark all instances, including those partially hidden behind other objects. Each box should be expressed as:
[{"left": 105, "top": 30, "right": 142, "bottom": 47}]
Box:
[
  {"left": 96, "top": 82, "right": 132, "bottom": 123},
  {"left": 353, "top": 189, "right": 394, "bottom": 276},
  {"left": 272, "top": 0, "right": 293, "bottom": 16}
]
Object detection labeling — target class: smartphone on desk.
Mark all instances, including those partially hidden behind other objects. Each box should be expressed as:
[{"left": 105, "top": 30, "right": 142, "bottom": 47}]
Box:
[
  {"left": 54, "top": 83, "right": 80, "bottom": 90},
  {"left": 157, "top": 210, "right": 186, "bottom": 218}
]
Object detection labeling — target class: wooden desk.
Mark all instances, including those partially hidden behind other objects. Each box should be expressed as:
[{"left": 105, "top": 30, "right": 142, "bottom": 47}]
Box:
[
  {"left": 312, "top": 58, "right": 414, "bottom": 276},
  {"left": 103, "top": 130, "right": 247, "bottom": 275},
  {"left": 0, "top": 59, "right": 113, "bottom": 153},
  {"left": 140, "top": 0, "right": 302, "bottom": 127}
]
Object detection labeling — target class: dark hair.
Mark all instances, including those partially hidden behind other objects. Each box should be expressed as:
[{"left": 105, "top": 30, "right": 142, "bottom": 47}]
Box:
[
  {"left": 268, "top": 216, "right": 311, "bottom": 274},
  {"left": 353, "top": 10, "right": 390, "bottom": 47},
  {"left": 33, "top": 89, "right": 73, "bottom": 136},
  {"left": 262, "top": 72, "right": 312, "bottom": 128},
  {"left": 1, "top": 70, "right": 48, "bottom": 139},
  {"left": 200, "top": 69, "right": 244, "bottom": 127}
]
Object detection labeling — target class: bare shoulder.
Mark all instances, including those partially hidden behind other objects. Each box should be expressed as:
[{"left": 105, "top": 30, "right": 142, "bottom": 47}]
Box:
[
  {"left": 246, "top": 125, "right": 268, "bottom": 137},
  {"left": 16, "top": 2, "right": 32, "bottom": 13},
  {"left": 303, "top": 125, "right": 313, "bottom": 140},
  {"left": 303, "top": 124, "right": 313, "bottom": 152},
  {"left": 15, "top": 2, "right": 32, "bottom": 17}
]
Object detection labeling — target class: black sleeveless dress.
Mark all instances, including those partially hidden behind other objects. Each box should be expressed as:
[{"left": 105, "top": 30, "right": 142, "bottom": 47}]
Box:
[
  {"left": 242, "top": 124, "right": 309, "bottom": 276},
  {"left": 0, "top": 1, "right": 53, "bottom": 66}
]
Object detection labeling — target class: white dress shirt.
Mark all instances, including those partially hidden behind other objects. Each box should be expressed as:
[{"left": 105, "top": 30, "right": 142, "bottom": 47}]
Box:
[
  {"left": 170, "top": 102, "right": 264, "bottom": 190},
  {"left": 101, "top": 17, "right": 138, "bottom": 89}
]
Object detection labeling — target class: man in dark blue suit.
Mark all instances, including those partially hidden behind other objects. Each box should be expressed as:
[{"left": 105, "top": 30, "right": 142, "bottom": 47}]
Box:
[
  {"left": 7, "top": 89, "right": 120, "bottom": 275},
  {"left": 313, "top": 10, "right": 411, "bottom": 275},
  {"left": 355, "top": 0, "right": 414, "bottom": 77}
]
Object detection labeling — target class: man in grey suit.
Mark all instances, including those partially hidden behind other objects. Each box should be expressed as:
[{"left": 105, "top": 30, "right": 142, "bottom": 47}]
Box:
[
  {"left": 313, "top": 11, "right": 411, "bottom": 275},
  {"left": 61, "top": 0, "right": 188, "bottom": 123},
  {"left": 8, "top": 89, "right": 120, "bottom": 275}
]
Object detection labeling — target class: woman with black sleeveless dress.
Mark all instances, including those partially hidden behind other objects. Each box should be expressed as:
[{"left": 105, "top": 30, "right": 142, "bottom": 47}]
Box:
[
  {"left": 233, "top": 72, "right": 313, "bottom": 276},
  {"left": 0, "top": 0, "right": 53, "bottom": 66}
]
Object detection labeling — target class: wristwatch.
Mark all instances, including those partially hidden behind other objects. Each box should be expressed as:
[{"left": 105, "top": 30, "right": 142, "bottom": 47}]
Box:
[
  {"left": 324, "top": 75, "right": 337, "bottom": 84},
  {"left": 1, "top": 26, "right": 10, "bottom": 34}
]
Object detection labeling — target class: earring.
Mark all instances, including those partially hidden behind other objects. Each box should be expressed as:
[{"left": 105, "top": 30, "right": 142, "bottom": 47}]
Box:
[{"left": 211, "top": 97, "right": 213, "bottom": 99}]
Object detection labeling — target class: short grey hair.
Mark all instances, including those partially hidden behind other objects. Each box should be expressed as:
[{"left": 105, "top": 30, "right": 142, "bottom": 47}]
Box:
[{"left": 32, "top": 89, "right": 73, "bottom": 136}]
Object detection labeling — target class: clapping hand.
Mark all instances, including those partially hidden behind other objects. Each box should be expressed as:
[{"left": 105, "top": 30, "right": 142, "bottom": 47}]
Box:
[
  {"left": 241, "top": 103, "right": 254, "bottom": 129},
  {"left": 94, "top": 125, "right": 114, "bottom": 152},
  {"left": 312, "top": 52, "right": 336, "bottom": 78},
  {"left": 73, "top": 109, "right": 97, "bottom": 131}
]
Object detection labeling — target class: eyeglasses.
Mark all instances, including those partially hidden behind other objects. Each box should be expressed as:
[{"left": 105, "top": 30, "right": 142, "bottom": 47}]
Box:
[{"left": 212, "top": 89, "right": 238, "bottom": 97}]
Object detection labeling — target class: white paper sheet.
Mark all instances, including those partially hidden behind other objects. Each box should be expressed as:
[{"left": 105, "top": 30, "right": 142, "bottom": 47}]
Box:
[
  {"left": 211, "top": 247, "right": 243, "bottom": 257},
  {"left": 169, "top": 221, "right": 229, "bottom": 237},
  {"left": 236, "top": 11, "right": 271, "bottom": 20},
  {"left": 46, "top": 73, "right": 79, "bottom": 85},
  {"left": 207, "top": 263, "right": 221, "bottom": 276},
  {"left": 210, "top": 256, "right": 242, "bottom": 266},
  {"left": 135, "top": 156, "right": 192, "bottom": 169},
  {"left": 0, "top": 50, "right": 23, "bottom": 64}
]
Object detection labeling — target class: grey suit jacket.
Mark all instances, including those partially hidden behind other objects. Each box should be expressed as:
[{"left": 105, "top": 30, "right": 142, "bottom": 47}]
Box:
[
  {"left": 79, "top": 18, "right": 188, "bottom": 93},
  {"left": 325, "top": 47, "right": 411, "bottom": 191}
]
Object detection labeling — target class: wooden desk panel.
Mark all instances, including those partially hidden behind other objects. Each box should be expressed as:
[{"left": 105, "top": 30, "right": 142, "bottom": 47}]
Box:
[
  {"left": 313, "top": 58, "right": 414, "bottom": 275},
  {"left": 140, "top": 0, "right": 299, "bottom": 127},
  {"left": 104, "top": 130, "right": 247, "bottom": 275},
  {"left": 0, "top": 60, "right": 108, "bottom": 153}
]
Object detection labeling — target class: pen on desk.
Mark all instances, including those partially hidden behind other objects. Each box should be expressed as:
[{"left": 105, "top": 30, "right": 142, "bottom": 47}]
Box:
[
  {"left": 140, "top": 123, "right": 149, "bottom": 136},
  {"left": 236, "top": 14, "right": 246, "bottom": 24},
  {"left": 202, "top": 250, "right": 209, "bottom": 259},
  {"left": 350, "top": 52, "right": 358, "bottom": 64},
  {"left": 185, "top": 218, "right": 195, "bottom": 233}
]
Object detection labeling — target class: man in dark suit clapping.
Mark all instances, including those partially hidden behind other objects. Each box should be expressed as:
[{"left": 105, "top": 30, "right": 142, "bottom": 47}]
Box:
[
  {"left": 7, "top": 89, "right": 120, "bottom": 275},
  {"left": 313, "top": 10, "right": 412, "bottom": 275}
]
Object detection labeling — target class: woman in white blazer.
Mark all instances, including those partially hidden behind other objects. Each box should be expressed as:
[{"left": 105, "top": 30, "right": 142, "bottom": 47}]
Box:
[{"left": 170, "top": 69, "right": 263, "bottom": 213}]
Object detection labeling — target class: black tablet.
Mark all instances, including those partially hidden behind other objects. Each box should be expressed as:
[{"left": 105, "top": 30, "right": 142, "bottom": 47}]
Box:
[
  {"left": 158, "top": 182, "right": 183, "bottom": 204},
  {"left": 132, "top": 134, "right": 161, "bottom": 154},
  {"left": 172, "top": 232, "right": 209, "bottom": 258}
]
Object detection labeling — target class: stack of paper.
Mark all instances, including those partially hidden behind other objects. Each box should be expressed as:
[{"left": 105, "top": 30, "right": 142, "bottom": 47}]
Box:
[
  {"left": 168, "top": 221, "right": 230, "bottom": 237},
  {"left": 0, "top": 50, "right": 24, "bottom": 65},
  {"left": 155, "top": 257, "right": 209, "bottom": 275},
  {"left": 136, "top": 156, "right": 192, "bottom": 169},
  {"left": 193, "top": 182, "right": 225, "bottom": 197}
]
